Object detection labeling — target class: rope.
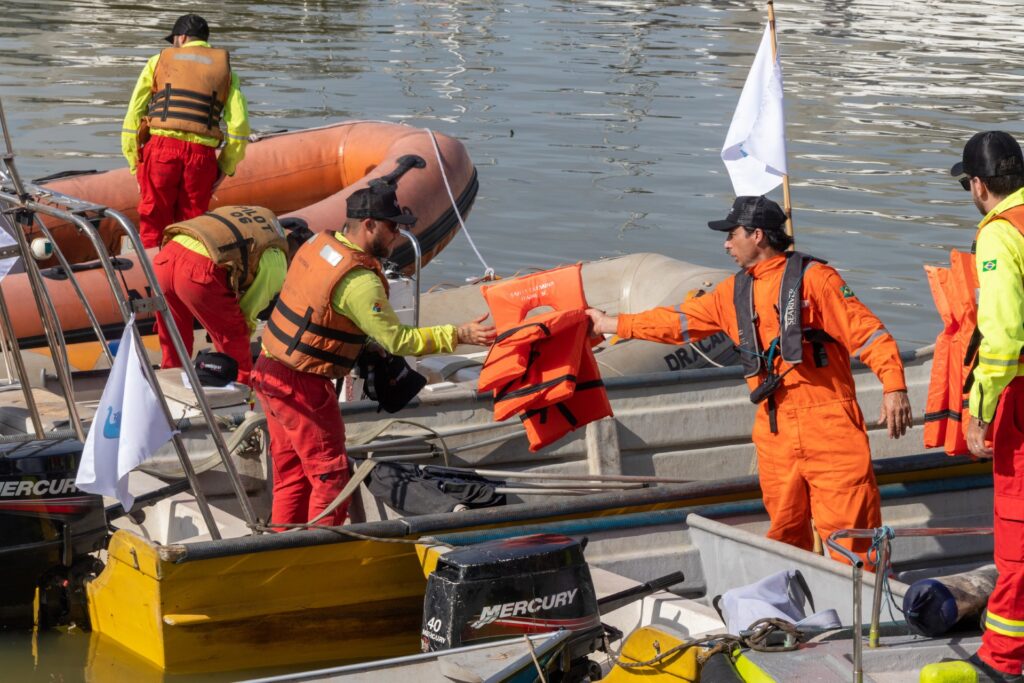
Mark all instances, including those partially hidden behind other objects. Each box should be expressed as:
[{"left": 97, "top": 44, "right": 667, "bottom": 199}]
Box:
[
  {"left": 610, "top": 618, "right": 804, "bottom": 671},
  {"left": 425, "top": 128, "right": 494, "bottom": 280}
]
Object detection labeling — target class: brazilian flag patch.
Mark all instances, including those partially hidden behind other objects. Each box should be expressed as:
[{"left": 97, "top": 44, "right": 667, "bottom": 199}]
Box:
[
  {"left": 840, "top": 285, "right": 855, "bottom": 298},
  {"left": 982, "top": 259, "right": 997, "bottom": 272}
]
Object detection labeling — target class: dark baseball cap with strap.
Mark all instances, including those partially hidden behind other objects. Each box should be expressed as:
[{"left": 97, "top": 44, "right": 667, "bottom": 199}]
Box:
[
  {"left": 950, "top": 131, "right": 1024, "bottom": 179},
  {"left": 707, "top": 196, "right": 788, "bottom": 232},
  {"left": 165, "top": 14, "right": 210, "bottom": 43}
]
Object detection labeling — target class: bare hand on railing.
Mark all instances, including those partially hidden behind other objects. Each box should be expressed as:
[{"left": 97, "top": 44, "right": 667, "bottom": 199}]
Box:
[
  {"left": 967, "top": 416, "right": 994, "bottom": 460},
  {"left": 456, "top": 314, "right": 495, "bottom": 346},
  {"left": 879, "top": 390, "right": 912, "bottom": 439}
]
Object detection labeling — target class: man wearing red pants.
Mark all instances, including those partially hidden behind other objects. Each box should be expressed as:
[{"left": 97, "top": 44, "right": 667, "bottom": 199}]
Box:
[
  {"left": 587, "top": 196, "right": 912, "bottom": 565},
  {"left": 121, "top": 14, "right": 250, "bottom": 248},
  {"left": 953, "top": 131, "right": 1024, "bottom": 683},
  {"left": 254, "top": 184, "right": 495, "bottom": 527},
  {"left": 154, "top": 205, "right": 292, "bottom": 387}
]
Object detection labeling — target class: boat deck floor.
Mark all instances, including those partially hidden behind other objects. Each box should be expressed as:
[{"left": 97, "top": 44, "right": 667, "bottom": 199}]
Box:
[{"left": 743, "top": 630, "right": 983, "bottom": 682}]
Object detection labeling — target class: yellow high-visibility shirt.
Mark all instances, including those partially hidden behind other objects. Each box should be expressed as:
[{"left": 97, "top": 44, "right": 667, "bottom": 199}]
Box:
[
  {"left": 121, "top": 40, "right": 250, "bottom": 176},
  {"left": 170, "top": 234, "right": 286, "bottom": 332},
  {"left": 970, "top": 188, "right": 1024, "bottom": 422},
  {"left": 329, "top": 234, "right": 457, "bottom": 356}
]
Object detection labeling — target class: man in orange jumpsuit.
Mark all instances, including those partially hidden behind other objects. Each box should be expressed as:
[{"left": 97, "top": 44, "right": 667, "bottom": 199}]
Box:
[{"left": 587, "top": 196, "right": 912, "bottom": 562}]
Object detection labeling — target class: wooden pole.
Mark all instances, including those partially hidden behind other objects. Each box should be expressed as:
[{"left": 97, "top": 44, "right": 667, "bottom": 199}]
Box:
[{"left": 767, "top": 1, "right": 795, "bottom": 242}]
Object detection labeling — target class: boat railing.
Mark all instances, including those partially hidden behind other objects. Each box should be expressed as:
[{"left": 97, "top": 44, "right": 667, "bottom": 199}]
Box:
[
  {"left": 396, "top": 227, "right": 422, "bottom": 328},
  {"left": 827, "top": 525, "right": 994, "bottom": 683},
  {"left": 0, "top": 97, "right": 257, "bottom": 539}
]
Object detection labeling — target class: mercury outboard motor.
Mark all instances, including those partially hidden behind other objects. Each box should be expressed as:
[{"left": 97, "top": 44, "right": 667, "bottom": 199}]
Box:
[
  {"left": 0, "top": 438, "right": 107, "bottom": 628},
  {"left": 421, "top": 533, "right": 685, "bottom": 683}
]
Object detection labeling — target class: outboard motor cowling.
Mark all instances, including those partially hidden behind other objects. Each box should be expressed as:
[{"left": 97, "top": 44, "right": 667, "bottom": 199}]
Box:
[{"left": 421, "top": 533, "right": 599, "bottom": 652}]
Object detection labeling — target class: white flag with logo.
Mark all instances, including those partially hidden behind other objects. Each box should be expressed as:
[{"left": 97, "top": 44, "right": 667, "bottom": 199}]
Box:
[
  {"left": 76, "top": 315, "right": 174, "bottom": 510},
  {"left": 721, "top": 24, "right": 788, "bottom": 197}
]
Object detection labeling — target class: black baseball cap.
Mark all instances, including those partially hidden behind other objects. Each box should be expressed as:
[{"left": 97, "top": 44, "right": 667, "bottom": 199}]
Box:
[
  {"left": 708, "top": 196, "right": 788, "bottom": 232},
  {"left": 346, "top": 185, "right": 417, "bottom": 225},
  {"left": 194, "top": 351, "right": 238, "bottom": 387},
  {"left": 165, "top": 14, "right": 210, "bottom": 43},
  {"left": 950, "top": 131, "right": 1024, "bottom": 179}
]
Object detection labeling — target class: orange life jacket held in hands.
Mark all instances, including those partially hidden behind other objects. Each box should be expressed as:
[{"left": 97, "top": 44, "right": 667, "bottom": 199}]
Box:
[{"left": 480, "top": 264, "right": 612, "bottom": 451}]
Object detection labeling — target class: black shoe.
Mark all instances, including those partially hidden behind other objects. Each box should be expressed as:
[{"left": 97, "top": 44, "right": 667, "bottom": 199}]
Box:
[{"left": 966, "top": 654, "right": 1024, "bottom": 683}]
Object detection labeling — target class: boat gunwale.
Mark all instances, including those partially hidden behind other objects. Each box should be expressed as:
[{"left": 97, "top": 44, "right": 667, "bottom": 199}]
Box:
[{"left": 165, "top": 449, "right": 979, "bottom": 563}]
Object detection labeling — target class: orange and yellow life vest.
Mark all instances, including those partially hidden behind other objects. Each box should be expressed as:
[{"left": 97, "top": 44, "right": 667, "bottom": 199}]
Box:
[
  {"left": 480, "top": 264, "right": 612, "bottom": 451},
  {"left": 922, "top": 206, "right": 1024, "bottom": 454}
]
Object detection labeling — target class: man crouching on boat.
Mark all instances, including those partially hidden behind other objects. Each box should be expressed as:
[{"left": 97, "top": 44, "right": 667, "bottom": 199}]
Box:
[
  {"left": 586, "top": 195, "right": 912, "bottom": 565},
  {"left": 154, "top": 205, "right": 305, "bottom": 386},
  {"left": 254, "top": 184, "right": 495, "bottom": 528}
]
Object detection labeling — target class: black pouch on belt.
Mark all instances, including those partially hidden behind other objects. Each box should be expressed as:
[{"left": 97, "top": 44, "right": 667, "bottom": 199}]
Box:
[{"left": 750, "top": 373, "right": 784, "bottom": 404}]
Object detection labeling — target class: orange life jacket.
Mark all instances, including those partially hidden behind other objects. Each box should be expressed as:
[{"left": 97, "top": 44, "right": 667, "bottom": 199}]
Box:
[
  {"left": 262, "top": 233, "right": 387, "bottom": 379},
  {"left": 479, "top": 265, "right": 612, "bottom": 451},
  {"left": 922, "top": 206, "right": 1024, "bottom": 455},
  {"left": 148, "top": 46, "right": 231, "bottom": 140},
  {"left": 485, "top": 309, "right": 591, "bottom": 422}
]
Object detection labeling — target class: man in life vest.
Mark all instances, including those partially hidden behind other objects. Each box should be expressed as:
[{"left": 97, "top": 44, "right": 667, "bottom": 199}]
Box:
[
  {"left": 153, "top": 205, "right": 308, "bottom": 387},
  {"left": 121, "top": 14, "right": 250, "bottom": 248},
  {"left": 254, "top": 183, "right": 495, "bottom": 527},
  {"left": 586, "top": 196, "right": 912, "bottom": 564},
  {"left": 945, "top": 131, "right": 1024, "bottom": 683}
]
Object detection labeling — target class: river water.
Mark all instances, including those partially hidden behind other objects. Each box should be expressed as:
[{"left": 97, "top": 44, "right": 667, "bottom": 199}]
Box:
[{"left": 1, "top": 0, "right": 1022, "bottom": 679}]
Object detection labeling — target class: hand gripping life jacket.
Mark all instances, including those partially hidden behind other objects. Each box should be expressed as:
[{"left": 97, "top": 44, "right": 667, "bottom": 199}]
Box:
[
  {"left": 147, "top": 46, "right": 231, "bottom": 140},
  {"left": 922, "top": 205, "right": 1024, "bottom": 455},
  {"left": 480, "top": 264, "right": 612, "bottom": 451},
  {"left": 262, "top": 233, "right": 388, "bottom": 379},
  {"left": 163, "top": 205, "right": 287, "bottom": 293}
]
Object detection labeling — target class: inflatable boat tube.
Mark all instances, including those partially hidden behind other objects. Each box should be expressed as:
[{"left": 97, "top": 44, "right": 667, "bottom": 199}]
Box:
[{"left": 10, "top": 121, "right": 478, "bottom": 346}]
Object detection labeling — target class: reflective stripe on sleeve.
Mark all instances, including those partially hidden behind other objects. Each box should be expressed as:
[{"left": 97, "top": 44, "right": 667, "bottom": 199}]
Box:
[
  {"left": 225, "top": 132, "right": 249, "bottom": 141},
  {"left": 978, "top": 352, "right": 1024, "bottom": 368},
  {"left": 674, "top": 305, "right": 691, "bottom": 344},
  {"left": 854, "top": 327, "right": 889, "bottom": 357},
  {"left": 122, "top": 128, "right": 137, "bottom": 135}
]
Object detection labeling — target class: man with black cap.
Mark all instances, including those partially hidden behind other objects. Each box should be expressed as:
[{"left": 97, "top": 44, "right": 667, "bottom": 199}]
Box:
[
  {"left": 587, "top": 195, "right": 911, "bottom": 565},
  {"left": 931, "top": 131, "right": 1024, "bottom": 682},
  {"left": 254, "top": 183, "right": 495, "bottom": 528},
  {"left": 121, "top": 13, "right": 250, "bottom": 248}
]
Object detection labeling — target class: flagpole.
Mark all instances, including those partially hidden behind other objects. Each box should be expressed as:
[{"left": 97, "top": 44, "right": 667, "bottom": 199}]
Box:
[{"left": 767, "top": 0, "right": 795, "bottom": 241}]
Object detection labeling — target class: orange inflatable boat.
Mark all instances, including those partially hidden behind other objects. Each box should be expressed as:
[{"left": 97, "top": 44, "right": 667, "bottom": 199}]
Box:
[{"left": 9, "top": 121, "right": 478, "bottom": 351}]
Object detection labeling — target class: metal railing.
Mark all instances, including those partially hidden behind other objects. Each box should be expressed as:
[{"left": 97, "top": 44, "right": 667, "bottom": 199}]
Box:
[
  {"left": 0, "top": 97, "right": 258, "bottom": 539},
  {"left": 827, "top": 526, "right": 994, "bottom": 683}
]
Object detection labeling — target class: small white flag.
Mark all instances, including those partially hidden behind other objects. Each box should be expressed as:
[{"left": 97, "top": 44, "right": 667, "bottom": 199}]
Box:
[
  {"left": 721, "top": 24, "right": 788, "bottom": 197},
  {"left": 76, "top": 315, "right": 174, "bottom": 510}
]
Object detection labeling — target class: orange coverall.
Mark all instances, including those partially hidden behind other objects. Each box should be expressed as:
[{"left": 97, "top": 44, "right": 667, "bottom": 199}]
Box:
[{"left": 617, "top": 254, "right": 906, "bottom": 561}]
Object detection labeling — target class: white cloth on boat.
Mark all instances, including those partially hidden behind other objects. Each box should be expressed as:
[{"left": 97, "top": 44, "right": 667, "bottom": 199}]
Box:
[
  {"left": 720, "top": 23, "right": 788, "bottom": 197},
  {"left": 718, "top": 569, "right": 840, "bottom": 635},
  {"left": 76, "top": 315, "right": 175, "bottom": 510}
]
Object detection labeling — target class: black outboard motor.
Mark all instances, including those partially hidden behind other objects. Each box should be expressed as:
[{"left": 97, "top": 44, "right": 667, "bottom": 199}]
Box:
[
  {"left": 0, "top": 439, "right": 107, "bottom": 628},
  {"left": 421, "top": 533, "right": 601, "bottom": 652}
]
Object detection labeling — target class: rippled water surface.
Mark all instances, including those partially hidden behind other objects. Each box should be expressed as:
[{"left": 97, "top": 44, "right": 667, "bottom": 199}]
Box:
[{"left": 2, "top": 0, "right": 1023, "bottom": 678}]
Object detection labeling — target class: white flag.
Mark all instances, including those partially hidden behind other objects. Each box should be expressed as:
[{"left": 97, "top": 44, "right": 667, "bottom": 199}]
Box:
[
  {"left": 721, "top": 24, "right": 788, "bottom": 197},
  {"left": 76, "top": 315, "right": 174, "bottom": 510}
]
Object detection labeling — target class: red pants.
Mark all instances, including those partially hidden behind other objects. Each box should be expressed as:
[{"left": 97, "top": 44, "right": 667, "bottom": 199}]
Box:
[
  {"left": 137, "top": 135, "right": 219, "bottom": 248},
  {"left": 979, "top": 378, "right": 1024, "bottom": 675},
  {"left": 252, "top": 356, "right": 351, "bottom": 527},
  {"left": 153, "top": 241, "right": 253, "bottom": 385},
  {"left": 753, "top": 397, "right": 881, "bottom": 565}
]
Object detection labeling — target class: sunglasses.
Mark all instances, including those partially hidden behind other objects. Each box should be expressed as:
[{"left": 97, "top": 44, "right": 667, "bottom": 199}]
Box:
[{"left": 957, "top": 174, "right": 972, "bottom": 192}]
